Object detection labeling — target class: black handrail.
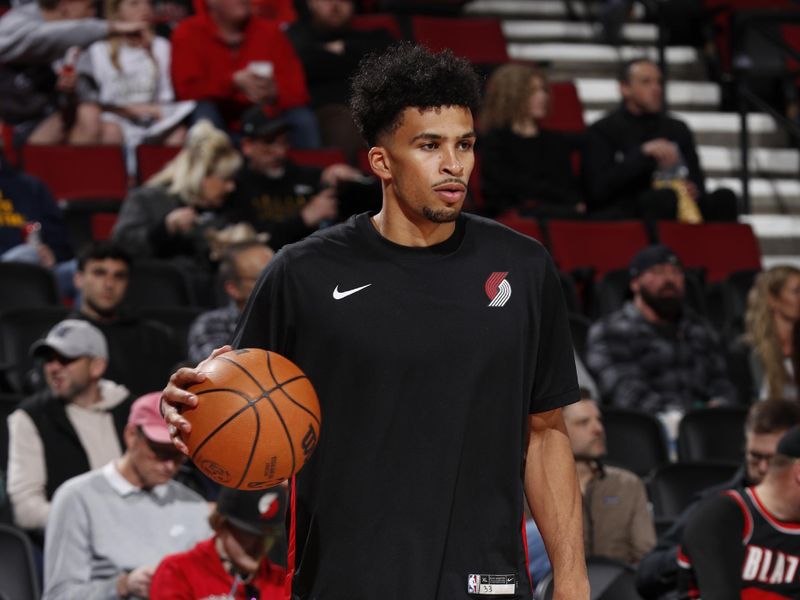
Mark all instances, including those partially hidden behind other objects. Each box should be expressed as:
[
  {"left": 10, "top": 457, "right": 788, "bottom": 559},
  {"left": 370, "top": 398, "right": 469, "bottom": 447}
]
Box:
[{"left": 732, "top": 8, "right": 800, "bottom": 214}]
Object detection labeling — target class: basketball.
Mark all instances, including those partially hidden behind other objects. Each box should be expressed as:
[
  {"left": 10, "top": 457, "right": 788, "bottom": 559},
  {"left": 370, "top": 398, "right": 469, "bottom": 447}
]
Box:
[{"left": 181, "top": 348, "right": 321, "bottom": 490}]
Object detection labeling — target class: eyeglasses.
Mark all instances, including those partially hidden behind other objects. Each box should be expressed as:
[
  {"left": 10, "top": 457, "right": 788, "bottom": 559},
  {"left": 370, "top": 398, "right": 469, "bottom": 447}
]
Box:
[{"left": 746, "top": 451, "right": 774, "bottom": 466}]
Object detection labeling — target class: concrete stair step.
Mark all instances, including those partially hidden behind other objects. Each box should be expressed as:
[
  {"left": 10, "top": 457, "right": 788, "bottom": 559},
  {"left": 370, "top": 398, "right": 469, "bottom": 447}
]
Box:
[
  {"left": 698, "top": 146, "right": 799, "bottom": 177},
  {"left": 575, "top": 78, "right": 720, "bottom": 110},
  {"left": 503, "top": 20, "right": 657, "bottom": 43},
  {"left": 583, "top": 109, "right": 787, "bottom": 147},
  {"left": 508, "top": 43, "right": 704, "bottom": 78},
  {"left": 466, "top": 0, "right": 635, "bottom": 19},
  {"left": 707, "top": 177, "right": 800, "bottom": 214},
  {"left": 739, "top": 214, "right": 800, "bottom": 262}
]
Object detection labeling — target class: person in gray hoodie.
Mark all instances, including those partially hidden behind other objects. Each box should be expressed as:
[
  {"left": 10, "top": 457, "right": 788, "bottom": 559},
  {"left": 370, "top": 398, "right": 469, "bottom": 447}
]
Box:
[{"left": 0, "top": 0, "right": 146, "bottom": 145}]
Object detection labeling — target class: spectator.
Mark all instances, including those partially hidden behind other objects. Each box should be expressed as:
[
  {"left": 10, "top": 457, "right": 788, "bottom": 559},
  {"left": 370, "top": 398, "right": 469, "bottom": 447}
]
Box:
[
  {"left": 42, "top": 392, "right": 211, "bottom": 600},
  {"left": 745, "top": 265, "right": 800, "bottom": 401},
  {"left": 170, "top": 0, "right": 319, "bottom": 146},
  {"left": 78, "top": 0, "right": 195, "bottom": 171},
  {"left": 187, "top": 240, "right": 273, "bottom": 363},
  {"left": 582, "top": 58, "right": 737, "bottom": 221},
  {"left": 0, "top": 155, "right": 73, "bottom": 267},
  {"left": 112, "top": 120, "right": 241, "bottom": 269},
  {"left": 72, "top": 241, "right": 184, "bottom": 397},
  {"left": 225, "top": 106, "right": 376, "bottom": 251},
  {"left": 637, "top": 398, "right": 800, "bottom": 599},
  {"left": 586, "top": 244, "right": 737, "bottom": 413},
  {"left": 151, "top": 486, "right": 287, "bottom": 599},
  {"left": 286, "top": 0, "right": 393, "bottom": 162},
  {"left": 478, "top": 63, "right": 585, "bottom": 218},
  {"left": 0, "top": 0, "right": 147, "bottom": 146},
  {"left": 6, "top": 319, "right": 130, "bottom": 533},
  {"left": 526, "top": 389, "right": 655, "bottom": 582},
  {"left": 677, "top": 425, "right": 800, "bottom": 599}
]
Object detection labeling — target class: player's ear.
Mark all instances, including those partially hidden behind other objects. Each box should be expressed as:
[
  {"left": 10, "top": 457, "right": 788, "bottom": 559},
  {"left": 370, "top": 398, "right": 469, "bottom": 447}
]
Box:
[{"left": 368, "top": 146, "right": 391, "bottom": 182}]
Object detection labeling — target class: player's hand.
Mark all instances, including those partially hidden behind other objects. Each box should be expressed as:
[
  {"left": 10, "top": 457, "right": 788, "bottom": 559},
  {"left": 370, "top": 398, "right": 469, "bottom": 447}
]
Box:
[
  {"left": 161, "top": 345, "right": 232, "bottom": 454},
  {"left": 125, "top": 566, "right": 154, "bottom": 598},
  {"left": 301, "top": 187, "right": 338, "bottom": 227}
]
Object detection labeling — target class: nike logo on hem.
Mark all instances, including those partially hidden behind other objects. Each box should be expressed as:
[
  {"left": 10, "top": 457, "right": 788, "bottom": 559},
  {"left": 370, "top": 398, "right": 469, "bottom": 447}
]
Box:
[{"left": 333, "top": 284, "right": 372, "bottom": 300}]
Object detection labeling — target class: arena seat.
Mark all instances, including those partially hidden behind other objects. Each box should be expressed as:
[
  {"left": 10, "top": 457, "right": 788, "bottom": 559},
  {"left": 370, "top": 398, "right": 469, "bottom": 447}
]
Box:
[
  {"left": 495, "top": 209, "right": 543, "bottom": 242},
  {"left": 288, "top": 148, "right": 348, "bottom": 168},
  {"left": 648, "top": 461, "right": 740, "bottom": 520},
  {"left": 0, "top": 394, "right": 23, "bottom": 472},
  {"left": 677, "top": 406, "right": 748, "bottom": 463},
  {"left": 123, "top": 260, "right": 196, "bottom": 309},
  {"left": 411, "top": 16, "right": 509, "bottom": 65},
  {"left": 547, "top": 220, "right": 651, "bottom": 281},
  {"left": 656, "top": 222, "right": 762, "bottom": 283},
  {"left": 538, "top": 81, "right": 586, "bottom": 133},
  {"left": 90, "top": 212, "right": 119, "bottom": 242},
  {"left": 601, "top": 407, "right": 669, "bottom": 478},
  {"left": 22, "top": 145, "right": 128, "bottom": 202},
  {"left": 0, "top": 262, "right": 60, "bottom": 313},
  {"left": 139, "top": 306, "right": 204, "bottom": 359},
  {"left": 0, "top": 523, "right": 40, "bottom": 600},
  {"left": 350, "top": 13, "right": 403, "bottom": 40},
  {"left": 568, "top": 312, "right": 591, "bottom": 361},
  {"left": 136, "top": 144, "right": 180, "bottom": 184}
]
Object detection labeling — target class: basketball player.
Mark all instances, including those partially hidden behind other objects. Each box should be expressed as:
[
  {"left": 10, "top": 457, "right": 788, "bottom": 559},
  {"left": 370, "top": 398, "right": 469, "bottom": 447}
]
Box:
[
  {"left": 677, "top": 425, "right": 800, "bottom": 599},
  {"left": 162, "top": 43, "right": 589, "bottom": 599}
]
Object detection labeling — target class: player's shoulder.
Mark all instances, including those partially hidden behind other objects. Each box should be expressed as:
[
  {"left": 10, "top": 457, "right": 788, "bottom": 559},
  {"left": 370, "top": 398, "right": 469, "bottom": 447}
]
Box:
[
  {"left": 271, "top": 214, "right": 368, "bottom": 263},
  {"left": 462, "top": 212, "right": 549, "bottom": 257}
]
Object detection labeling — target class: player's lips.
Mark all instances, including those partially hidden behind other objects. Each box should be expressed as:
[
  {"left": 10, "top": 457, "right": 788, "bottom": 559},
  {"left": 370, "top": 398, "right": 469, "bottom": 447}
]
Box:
[{"left": 432, "top": 183, "right": 466, "bottom": 203}]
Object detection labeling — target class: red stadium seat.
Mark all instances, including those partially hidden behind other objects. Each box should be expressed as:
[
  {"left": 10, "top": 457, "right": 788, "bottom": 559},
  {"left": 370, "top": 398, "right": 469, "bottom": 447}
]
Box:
[
  {"left": 136, "top": 144, "right": 180, "bottom": 184},
  {"left": 495, "top": 210, "right": 543, "bottom": 242},
  {"left": 288, "top": 148, "right": 347, "bottom": 168},
  {"left": 411, "top": 17, "right": 509, "bottom": 65},
  {"left": 90, "top": 212, "right": 119, "bottom": 241},
  {"left": 22, "top": 145, "right": 128, "bottom": 202},
  {"left": 539, "top": 81, "right": 586, "bottom": 133},
  {"left": 547, "top": 220, "right": 650, "bottom": 280},
  {"left": 350, "top": 14, "right": 403, "bottom": 40},
  {"left": 656, "top": 221, "right": 762, "bottom": 283}
]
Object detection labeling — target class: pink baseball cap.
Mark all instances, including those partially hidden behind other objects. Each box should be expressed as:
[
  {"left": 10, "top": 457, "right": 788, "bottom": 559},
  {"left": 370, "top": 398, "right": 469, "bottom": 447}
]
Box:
[{"left": 128, "top": 392, "right": 172, "bottom": 444}]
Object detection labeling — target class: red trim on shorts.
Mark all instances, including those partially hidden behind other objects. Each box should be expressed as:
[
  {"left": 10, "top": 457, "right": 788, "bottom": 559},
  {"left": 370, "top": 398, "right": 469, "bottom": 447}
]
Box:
[
  {"left": 724, "top": 489, "right": 754, "bottom": 543},
  {"left": 676, "top": 546, "right": 692, "bottom": 569},
  {"left": 284, "top": 475, "right": 297, "bottom": 600},
  {"left": 521, "top": 516, "right": 533, "bottom": 593},
  {"left": 747, "top": 487, "right": 800, "bottom": 534}
]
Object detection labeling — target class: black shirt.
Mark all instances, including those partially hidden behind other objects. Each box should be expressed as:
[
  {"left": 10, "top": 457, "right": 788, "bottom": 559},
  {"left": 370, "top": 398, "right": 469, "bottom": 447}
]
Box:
[{"left": 233, "top": 212, "right": 579, "bottom": 599}]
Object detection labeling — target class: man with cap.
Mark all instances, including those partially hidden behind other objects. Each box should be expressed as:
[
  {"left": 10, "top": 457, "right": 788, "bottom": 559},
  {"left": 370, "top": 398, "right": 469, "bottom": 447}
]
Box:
[
  {"left": 6, "top": 318, "right": 130, "bottom": 534},
  {"left": 676, "top": 425, "right": 800, "bottom": 599},
  {"left": 224, "top": 104, "right": 375, "bottom": 251},
  {"left": 151, "top": 486, "right": 287, "bottom": 599},
  {"left": 586, "top": 244, "right": 736, "bottom": 412},
  {"left": 43, "top": 392, "right": 211, "bottom": 600}
]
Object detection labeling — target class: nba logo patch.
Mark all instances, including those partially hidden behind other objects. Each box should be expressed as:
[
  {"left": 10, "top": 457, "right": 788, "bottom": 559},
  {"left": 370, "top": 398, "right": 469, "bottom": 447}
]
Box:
[{"left": 467, "top": 574, "right": 480, "bottom": 593}]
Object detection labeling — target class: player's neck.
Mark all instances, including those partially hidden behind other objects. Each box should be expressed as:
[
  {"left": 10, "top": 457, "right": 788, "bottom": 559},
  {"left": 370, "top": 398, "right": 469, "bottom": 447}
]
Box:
[
  {"left": 370, "top": 206, "right": 456, "bottom": 248},
  {"left": 756, "top": 481, "right": 800, "bottom": 522}
]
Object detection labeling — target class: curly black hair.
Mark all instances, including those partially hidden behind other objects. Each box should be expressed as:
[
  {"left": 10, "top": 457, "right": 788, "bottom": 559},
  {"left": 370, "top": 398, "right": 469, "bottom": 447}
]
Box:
[{"left": 349, "top": 42, "right": 482, "bottom": 147}]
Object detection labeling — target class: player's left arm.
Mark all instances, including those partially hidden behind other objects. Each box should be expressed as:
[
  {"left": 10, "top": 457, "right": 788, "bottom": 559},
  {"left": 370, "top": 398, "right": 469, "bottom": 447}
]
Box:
[{"left": 525, "top": 408, "right": 589, "bottom": 600}]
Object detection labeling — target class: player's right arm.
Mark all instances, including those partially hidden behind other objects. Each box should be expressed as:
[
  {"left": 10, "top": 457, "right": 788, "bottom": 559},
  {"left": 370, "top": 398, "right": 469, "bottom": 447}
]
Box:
[{"left": 161, "top": 345, "right": 232, "bottom": 453}]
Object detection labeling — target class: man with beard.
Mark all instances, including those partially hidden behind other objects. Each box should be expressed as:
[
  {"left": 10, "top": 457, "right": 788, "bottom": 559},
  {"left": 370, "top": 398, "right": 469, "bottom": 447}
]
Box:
[
  {"left": 6, "top": 319, "right": 130, "bottom": 534},
  {"left": 586, "top": 244, "right": 736, "bottom": 412},
  {"left": 527, "top": 389, "right": 655, "bottom": 581}
]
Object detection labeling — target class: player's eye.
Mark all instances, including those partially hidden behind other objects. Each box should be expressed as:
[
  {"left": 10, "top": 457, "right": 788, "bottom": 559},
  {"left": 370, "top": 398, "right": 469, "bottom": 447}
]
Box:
[
  {"left": 458, "top": 140, "right": 474, "bottom": 151},
  {"left": 421, "top": 142, "right": 438, "bottom": 150}
]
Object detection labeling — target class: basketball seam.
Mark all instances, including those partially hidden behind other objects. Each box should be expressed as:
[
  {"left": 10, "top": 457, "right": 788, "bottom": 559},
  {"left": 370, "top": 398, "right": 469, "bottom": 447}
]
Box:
[
  {"left": 266, "top": 351, "right": 296, "bottom": 478},
  {"left": 235, "top": 398, "right": 261, "bottom": 489}
]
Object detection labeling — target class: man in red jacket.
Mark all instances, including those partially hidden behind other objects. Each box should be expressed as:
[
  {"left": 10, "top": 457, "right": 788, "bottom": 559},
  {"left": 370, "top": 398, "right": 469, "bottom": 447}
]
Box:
[
  {"left": 171, "top": 0, "right": 320, "bottom": 147},
  {"left": 151, "top": 485, "right": 288, "bottom": 599}
]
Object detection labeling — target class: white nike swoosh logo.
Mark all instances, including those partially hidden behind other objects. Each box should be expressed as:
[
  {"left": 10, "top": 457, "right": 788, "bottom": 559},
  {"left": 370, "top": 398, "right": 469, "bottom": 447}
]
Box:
[{"left": 333, "top": 284, "right": 372, "bottom": 300}]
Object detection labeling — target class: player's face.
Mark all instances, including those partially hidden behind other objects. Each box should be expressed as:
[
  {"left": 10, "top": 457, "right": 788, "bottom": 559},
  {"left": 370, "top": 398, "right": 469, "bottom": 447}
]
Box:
[
  {"left": 527, "top": 76, "right": 550, "bottom": 122},
  {"left": 745, "top": 430, "right": 785, "bottom": 484},
  {"left": 621, "top": 61, "right": 663, "bottom": 115},
  {"left": 377, "top": 106, "right": 475, "bottom": 226},
  {"left": 564, "top": 400, "right": 606, "bottom": 460},
  {"left": 76, "top": 258, "right": 129, "bottom": 318},
  {"left": 768, "top": 274, "right": 800, "bottom": 323},
  {"left": 42, "top": 353, "right": 95, "bottom": 400},
  {"left": 129, "top": 427, "right": 185, "bottom": 489}
]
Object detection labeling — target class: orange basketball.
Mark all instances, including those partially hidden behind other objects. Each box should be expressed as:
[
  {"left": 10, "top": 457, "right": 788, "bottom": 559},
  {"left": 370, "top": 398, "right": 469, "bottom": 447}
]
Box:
[{"left": 181, "top": 348, "right": 321, "bottom": 490}]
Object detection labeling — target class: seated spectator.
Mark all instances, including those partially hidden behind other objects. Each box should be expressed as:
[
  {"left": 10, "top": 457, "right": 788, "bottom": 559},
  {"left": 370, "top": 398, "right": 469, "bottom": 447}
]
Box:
[
  {"left": 744, "top": 266, "right": 800, "bottom": 401},
  {"left": 478, "top": 63, "right": 585, "bottom": 218},
  {"left": 187, "top": 240, "right": 273, "bottom": 363},
  {"left": 42, "top": 392, "right": 211, "bottom": 600},
  {"left": 6, "top": 319, "right": 130, "bottom": 533},
  {"left": 112, "top": 120, "right": 241, "bottom": 270},
  {"left": 226, "top": 106, "right": 376, "bottom": 250},
  {"left": 582, "top": 58, "right": 737, "bottom": 221},
  {"left": 637, "top": 398, "right": 800, "bottom": 599},
  {"left": 526, "top": 389, "right": 655, "bottom": 582},
  {"left": 71, "top": 241, "right": 184, "bottom": 397},
  {"left": 151, "top": 486, "right": 287, "bottom": 599},
  {"left": 586, "top": 244, "right": 736, "bottom": 413},
  {"left": 0, "top": 0, "right": 147, "bottom": 146},
  {"left": 677, "top": 425, "right": 800, "bottom": 599},
  {"left": 170, "top": 0, "right": 319, "bottom": 146},
  {"left": 78, "top": 0, "right": 195, "bottom": 171},
  {"left": 286, "top": 0, "right": 393, "bottom": 162},
  {"left": 0, "top": 154, "right": 73, "bottom": 268}
]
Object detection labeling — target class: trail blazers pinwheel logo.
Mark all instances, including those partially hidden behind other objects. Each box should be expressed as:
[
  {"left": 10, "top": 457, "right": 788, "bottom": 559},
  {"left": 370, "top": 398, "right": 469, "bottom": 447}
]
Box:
[{"left": 485, "top": 272, "right": 511, "bottom": 307}]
